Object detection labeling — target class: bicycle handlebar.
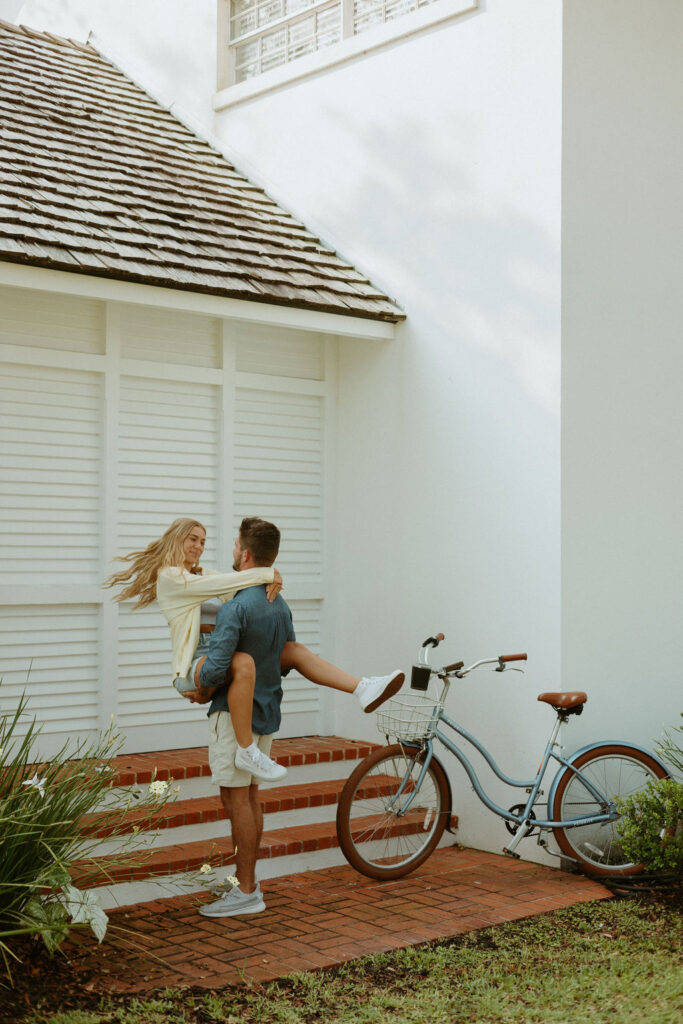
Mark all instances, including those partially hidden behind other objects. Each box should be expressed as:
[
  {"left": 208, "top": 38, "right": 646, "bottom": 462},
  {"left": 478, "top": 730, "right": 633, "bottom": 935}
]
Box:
[
  {"left": 417, "top": 635, "right": 527, "bottom": 679},
  {"left": 422, "top": 633, "right": 445, "bottom": 648}
]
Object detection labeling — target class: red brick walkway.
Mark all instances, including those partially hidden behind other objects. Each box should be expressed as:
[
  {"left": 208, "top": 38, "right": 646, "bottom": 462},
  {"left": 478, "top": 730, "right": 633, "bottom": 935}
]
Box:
[{"left": 66, "top": 847, "right": 611, "bottom": 993}]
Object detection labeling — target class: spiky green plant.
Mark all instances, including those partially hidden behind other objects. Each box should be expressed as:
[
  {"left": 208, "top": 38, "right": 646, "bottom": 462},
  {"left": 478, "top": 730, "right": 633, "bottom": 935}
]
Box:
[{"left": 0, "top": 686, "right": 170, "bottom": 975}]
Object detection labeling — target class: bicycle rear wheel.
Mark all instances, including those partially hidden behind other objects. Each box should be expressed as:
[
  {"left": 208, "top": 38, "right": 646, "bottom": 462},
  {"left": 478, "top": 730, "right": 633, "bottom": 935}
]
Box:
[
  {"left": 551, "top": 744, "right": 668, "bottom": 875},
  {"left": 336, "top": 743, "right": 451, "bottom": 880}
]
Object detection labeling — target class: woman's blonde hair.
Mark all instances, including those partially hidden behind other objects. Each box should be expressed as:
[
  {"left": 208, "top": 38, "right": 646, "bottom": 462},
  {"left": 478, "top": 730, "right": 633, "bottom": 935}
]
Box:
[{"left": 103, "top": 518, "right": 206, "bottom": 608}]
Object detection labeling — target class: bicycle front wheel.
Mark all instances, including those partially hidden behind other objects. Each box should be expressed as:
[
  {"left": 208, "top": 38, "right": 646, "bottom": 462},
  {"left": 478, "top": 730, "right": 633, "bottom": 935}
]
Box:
[
  {"left": 336, "top": 743, "right": 451, "bottom": 880},
  {"left": 551, "top": 744, "right": 668, "bottom": 875}
]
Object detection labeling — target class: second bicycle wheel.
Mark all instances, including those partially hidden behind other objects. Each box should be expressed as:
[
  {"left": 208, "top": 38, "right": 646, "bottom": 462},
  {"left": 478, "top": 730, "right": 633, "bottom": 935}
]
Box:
[
  {"left": 551, "top": 744, "right": 668, "bottom": 875},
  {"left": 336, "top": 743, "right": 451, "bottom": 880}
]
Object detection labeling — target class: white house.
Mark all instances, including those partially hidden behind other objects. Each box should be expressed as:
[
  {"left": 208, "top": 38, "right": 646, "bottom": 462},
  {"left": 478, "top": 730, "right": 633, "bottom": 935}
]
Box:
[{"left": 1, "top": 0, "right": 680, "bottom": 866}]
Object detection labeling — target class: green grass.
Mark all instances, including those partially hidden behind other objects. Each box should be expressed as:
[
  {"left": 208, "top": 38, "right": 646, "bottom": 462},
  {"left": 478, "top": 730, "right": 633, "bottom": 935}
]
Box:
[{"left": 17, "top": 899, "right": 683, "bottom": 1024}]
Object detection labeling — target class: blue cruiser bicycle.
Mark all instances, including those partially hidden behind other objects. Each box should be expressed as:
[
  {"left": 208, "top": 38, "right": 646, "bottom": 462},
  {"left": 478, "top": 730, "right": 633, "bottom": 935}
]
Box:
[{"left": 336, "top": 634, "right": 669, "bottom": 880}]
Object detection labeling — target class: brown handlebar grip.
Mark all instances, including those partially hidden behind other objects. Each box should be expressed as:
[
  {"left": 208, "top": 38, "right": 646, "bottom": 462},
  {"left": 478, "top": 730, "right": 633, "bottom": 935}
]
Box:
[
  {"left": 444, "top": 661, "right": 464, "bottom": 673},
  {"left": 499, "top": 653, "right": 527, "bottom": 662},
  {"left": 435, "top": 633, "right": 445, "bottom": 643}
]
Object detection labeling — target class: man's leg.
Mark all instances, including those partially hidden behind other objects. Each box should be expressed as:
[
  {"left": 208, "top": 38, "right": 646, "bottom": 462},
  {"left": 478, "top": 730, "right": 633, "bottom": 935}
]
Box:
[
  {"left": 249, "top": 781, "right": 263, "bottom": 858},
  {"left": 220, "top": 785, "right": 259, "bottom": 894}
]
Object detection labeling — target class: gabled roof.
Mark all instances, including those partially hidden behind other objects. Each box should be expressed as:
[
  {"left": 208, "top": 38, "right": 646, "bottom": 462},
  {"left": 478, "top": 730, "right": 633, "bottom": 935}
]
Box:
[{"left": 0, "top": 20, "right": 403, "bottom": 323}]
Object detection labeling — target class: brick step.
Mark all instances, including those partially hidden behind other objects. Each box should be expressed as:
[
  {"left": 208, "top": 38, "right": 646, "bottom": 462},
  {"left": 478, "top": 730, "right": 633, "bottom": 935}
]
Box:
[
  {"left": 87, "top": 777, "right": 351, "bottom": 839},
  {"left": 73, "top": 812, "right": 449, "bottom": 889},
  {"left": 107, "top": 736, "right": 377, "bottom": 788}
]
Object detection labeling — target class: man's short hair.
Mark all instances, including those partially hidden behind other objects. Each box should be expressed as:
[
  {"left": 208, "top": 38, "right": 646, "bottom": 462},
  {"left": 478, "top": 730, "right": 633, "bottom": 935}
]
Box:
[{"left": 239, "top": 517, "right": 280, "bottom": 566}]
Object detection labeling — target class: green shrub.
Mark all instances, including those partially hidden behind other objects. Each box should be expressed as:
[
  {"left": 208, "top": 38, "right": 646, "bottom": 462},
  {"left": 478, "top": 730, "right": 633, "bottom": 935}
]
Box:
[
  {"left": 616, "top": 777, "right": 683, "bottom": 876},
  {"left": 0, "top": 687, "right": 170, "bottom": 973},
  {"left": 656, "top": 712, "right": 683, "bottom": 777}
]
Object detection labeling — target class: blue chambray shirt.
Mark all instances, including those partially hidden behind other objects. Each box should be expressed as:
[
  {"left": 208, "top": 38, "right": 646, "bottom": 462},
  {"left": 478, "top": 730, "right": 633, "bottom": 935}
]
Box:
[{"left": 198, "top": 585, "right": 295, "bottom": 735}]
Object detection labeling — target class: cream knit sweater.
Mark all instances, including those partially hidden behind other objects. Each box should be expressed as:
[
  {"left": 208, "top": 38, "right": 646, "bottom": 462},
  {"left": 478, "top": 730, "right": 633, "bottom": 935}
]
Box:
[{"left": 156, "top": 565, "right": 275, "bottom": 681}]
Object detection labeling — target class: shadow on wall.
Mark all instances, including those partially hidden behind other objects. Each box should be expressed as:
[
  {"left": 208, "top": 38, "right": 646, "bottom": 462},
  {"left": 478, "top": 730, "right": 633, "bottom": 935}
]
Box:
[{"left": 320, "top": 111, "right": 561, "bottom": 418}]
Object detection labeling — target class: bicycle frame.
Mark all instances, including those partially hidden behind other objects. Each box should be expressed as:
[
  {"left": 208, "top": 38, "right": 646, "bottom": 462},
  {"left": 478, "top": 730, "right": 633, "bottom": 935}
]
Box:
[{"left": 389, "top": 675, "right": 621, "bottom": 854}]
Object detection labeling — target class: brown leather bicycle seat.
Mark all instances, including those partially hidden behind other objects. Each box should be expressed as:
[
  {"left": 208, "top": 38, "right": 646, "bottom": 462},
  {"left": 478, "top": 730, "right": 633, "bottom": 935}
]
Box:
[{"left": 537, "top": 691, "right": 587, "bottom": 710}]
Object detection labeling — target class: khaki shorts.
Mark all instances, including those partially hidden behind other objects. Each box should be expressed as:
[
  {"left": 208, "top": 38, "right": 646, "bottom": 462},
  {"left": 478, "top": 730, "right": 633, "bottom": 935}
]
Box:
[{"left": 208, "top": 710, "right": 274, "bottom": 788}]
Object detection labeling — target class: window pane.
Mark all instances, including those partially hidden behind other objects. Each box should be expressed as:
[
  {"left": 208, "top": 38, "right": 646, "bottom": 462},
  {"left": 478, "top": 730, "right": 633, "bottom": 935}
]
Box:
[
  {"left": 317, "top": 6, "right": 342, "bottom": 47},
  {"left": 259, "top": 0, "right": 283, "bottom": 27},
  {"left": 354, "top": 0, "right": 383, "bottom": 33}
]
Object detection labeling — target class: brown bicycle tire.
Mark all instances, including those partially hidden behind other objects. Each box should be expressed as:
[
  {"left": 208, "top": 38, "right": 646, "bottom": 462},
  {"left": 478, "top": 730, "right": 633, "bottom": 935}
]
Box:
[
  {"left": 336, "top": 743, "right": 451, "bottom": 880},
  {"left": 551, "top": 744, "right": 668, "bottom": 876}
]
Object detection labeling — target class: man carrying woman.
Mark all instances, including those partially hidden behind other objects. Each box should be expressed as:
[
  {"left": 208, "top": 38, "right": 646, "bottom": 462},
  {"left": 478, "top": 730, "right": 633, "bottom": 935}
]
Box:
[{"left": 106, "top": 516, "right": 404, "bottom": 913}]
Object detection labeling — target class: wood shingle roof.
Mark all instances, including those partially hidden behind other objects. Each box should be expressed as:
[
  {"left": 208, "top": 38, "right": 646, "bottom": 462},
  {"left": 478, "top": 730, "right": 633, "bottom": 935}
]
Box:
[{"left": 0, "top": 20, "right": 403, "bottom": 323}]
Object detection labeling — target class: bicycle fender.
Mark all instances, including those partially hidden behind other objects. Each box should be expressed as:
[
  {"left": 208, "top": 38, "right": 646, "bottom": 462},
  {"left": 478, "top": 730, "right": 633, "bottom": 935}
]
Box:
[
  {"left": 546, "top": 740, "right": 670, "bottom": 813},
  {"left": 401, "top": 742, "right": 456, "bottom": 833}
]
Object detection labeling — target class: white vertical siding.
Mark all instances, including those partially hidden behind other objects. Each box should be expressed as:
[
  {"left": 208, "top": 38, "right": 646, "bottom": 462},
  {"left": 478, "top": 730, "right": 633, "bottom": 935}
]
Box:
[
  {"left": 119, "top": 304, "right": 221, "bottom": 368},
  {"left": 0, "top": 363, "right": 102, "bottom": 583},
  {"left": 116, "top": 603, "right": 197, "bottom": 728},
  {"left": 0, "top": 284, "right": 331, "bottom": 753},
  {"left": 233, "top": 389, "right": 323, "bottom": 581},
  {"left": 235, "top": 321, "right": 324, "bottom": 380},
  {"left": 0, "top": 604, "right": 100, "bottom": 736},
  {"left": 0, "top": 285, "right": 105, "bottom": 354},
  {"left": 283, "top": 597, "right": 323, "bottom": 722},
  {"left": 117, "top": 376, "right": 220, "bottom": 563}
]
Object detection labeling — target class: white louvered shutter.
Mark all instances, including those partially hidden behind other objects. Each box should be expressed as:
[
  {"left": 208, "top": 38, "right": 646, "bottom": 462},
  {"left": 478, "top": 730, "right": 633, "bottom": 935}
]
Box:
[
  {"left": 0, "top": 285, "right": 333, "bottom": 753},
  {"left": 233, "top": 324, "right": 327, "bottom": 737}
]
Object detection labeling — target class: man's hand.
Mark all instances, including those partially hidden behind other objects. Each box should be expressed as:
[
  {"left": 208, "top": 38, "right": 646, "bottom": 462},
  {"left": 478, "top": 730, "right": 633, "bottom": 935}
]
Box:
[
  {"left": 266, "top": 568, "right": 283, "bottom": 603},
  {"left": 188, "top": 687, "right": 213, "bottom": 704},
  {"left": 187, "top": 655, "right": 215, "bottom": 703}
]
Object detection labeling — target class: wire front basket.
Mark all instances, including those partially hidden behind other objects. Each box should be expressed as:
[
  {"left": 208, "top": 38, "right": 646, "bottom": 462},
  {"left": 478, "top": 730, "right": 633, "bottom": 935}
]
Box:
[{"left": 375, "top": 694, "right": 442, "bottom": 741}]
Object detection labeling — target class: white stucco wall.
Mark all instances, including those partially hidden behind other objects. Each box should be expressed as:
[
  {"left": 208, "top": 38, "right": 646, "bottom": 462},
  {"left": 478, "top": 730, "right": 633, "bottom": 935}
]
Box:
[
  {"left": 9, "top": 0, "right": 564, "bottom": 861},
  {"left": 209, "top": 0, "right": 564, "bottom": 861},
  {"left": 561, "top": 1, "right": 683, "bottom": 751}
]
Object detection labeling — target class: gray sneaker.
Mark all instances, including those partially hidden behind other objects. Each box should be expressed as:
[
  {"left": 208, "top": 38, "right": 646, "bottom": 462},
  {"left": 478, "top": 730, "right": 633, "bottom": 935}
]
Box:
[{"left": 198, "top": 883, "right": 265, "bottom": 918}]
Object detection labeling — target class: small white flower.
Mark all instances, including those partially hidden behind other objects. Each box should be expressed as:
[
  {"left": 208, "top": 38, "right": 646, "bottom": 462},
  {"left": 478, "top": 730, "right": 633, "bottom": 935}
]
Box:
[
  {"left": 199, "top": 863, "right": 212, "bottom": 874},
  {"left": 22, "top": 773, "right": 46, "bottom": 798},
  {"left": 148, "top": 780, "right": 168, "bottom": 798},
  {"left": 224, "top": 875, "right": 239, "bottom": 887}
]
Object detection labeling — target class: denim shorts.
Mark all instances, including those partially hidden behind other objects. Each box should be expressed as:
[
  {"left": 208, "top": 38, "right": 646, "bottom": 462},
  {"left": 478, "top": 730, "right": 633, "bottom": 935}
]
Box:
[{"left": 174, "top": 632, "right": 212, "bottom": 694}]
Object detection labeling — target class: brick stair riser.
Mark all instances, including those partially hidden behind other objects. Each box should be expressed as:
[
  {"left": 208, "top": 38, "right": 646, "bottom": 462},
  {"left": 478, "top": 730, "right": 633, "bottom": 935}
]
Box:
[
  {"left": 91, "top": 800, "right": 341, "bottom": 857},
  {"left": 87, "top": 846, "right": 354, "bottom": 911},
  {"left": 76, "top": 813, "right": 456, "bottom": 890},
  {"left": 100, "top": 756, "right": 367, "bottom": 807}
]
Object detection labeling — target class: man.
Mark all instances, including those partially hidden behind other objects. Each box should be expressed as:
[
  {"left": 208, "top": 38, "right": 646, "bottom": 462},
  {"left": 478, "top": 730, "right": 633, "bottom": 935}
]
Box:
[{"left": 192, "top": 517, "right": 403, "bottom": 918}]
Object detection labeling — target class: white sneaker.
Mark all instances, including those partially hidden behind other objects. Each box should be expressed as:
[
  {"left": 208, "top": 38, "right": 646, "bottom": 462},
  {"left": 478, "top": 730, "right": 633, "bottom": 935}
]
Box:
[
  {"left": 355, "top": 670, "right": 405, "bottom": 713},
  {"left": 199, "top": 883, "right": 265, "bottom": 918},
  {"left": 234, "top": 744, "right": 287, "bottom": 782}
]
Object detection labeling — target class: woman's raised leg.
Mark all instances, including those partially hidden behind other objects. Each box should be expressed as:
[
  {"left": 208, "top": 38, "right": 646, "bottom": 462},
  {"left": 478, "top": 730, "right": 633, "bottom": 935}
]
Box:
[
  {"left": 280, "top": 641, "right": 358, "bottom": 693},
  {"left": 280, "top": 641, "right": 405, "bottom": 711},
  {"left": 226, "top": 651, "right": 257, "bottom": 748}
]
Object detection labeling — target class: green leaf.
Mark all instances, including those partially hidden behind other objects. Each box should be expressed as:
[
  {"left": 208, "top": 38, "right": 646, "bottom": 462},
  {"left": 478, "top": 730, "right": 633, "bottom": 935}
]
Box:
[{"left": 59, "top": 885, "right": 109, "bottom": 943}]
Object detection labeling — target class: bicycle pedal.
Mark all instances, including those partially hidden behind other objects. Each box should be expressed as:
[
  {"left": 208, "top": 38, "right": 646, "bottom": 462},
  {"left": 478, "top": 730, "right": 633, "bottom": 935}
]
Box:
[{"left": 502, "top": 847, "right": 521, "bottom": 859}]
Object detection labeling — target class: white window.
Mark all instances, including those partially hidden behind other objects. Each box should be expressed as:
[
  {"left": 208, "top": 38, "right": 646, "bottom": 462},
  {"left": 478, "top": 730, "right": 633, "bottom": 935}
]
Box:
[{"left": 217, "top": 0, "right": 478, "bottom": 104}]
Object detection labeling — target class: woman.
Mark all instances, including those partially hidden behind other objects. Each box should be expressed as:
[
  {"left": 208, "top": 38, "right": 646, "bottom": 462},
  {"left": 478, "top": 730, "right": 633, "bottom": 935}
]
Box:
[{"left": 105, "top": 518, "right": 403, "bottom": 780}]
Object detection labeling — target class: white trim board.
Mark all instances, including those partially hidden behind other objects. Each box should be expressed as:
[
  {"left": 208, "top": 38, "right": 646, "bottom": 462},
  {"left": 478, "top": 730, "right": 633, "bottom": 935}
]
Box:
[{"left": 0, "top": 262, "right": 397, "bottom": 341}]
